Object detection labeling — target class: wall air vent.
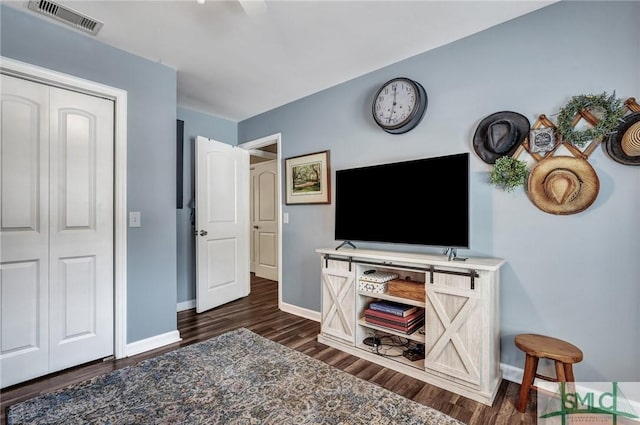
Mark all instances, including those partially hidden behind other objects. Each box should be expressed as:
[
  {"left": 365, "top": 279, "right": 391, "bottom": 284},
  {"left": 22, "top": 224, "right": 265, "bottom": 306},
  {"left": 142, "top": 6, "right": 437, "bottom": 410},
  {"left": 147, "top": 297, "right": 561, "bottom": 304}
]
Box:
[{"left": 27, "top": 0, "right": 103, "bottom": 35}]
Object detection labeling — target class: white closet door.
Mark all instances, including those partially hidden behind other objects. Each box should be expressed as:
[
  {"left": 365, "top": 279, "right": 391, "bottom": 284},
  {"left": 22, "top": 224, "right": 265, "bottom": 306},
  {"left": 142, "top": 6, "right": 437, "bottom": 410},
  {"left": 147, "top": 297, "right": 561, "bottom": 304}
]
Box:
[
  {"left": 0, "top": 75, "right": 51, "bottom": 386},
  {"left": 0, "top": 75, "right": 114, "bottom": 387},
  {"left": 48, "top": 86, "right": 114, "bottom": 371}
]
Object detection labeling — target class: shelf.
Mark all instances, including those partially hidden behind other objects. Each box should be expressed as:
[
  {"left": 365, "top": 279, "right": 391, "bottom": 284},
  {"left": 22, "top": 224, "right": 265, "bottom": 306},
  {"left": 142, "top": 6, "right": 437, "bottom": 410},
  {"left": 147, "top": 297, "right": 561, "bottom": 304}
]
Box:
[
  {"left": 358, "top": 318, "right": 425, "bottom": 343},
  {"left": 358, "top": 290, "right": 426, "bottom": 308},
  {"left": 355, "top": 342, "right": 423, "bottom": 369}
]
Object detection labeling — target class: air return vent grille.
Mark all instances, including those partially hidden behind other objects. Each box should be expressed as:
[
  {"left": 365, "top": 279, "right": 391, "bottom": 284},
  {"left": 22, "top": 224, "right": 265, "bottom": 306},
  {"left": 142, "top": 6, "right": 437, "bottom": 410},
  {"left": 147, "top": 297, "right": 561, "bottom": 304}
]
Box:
[{"left": 27, "top": 0, "right": 103, "bottom": 35}]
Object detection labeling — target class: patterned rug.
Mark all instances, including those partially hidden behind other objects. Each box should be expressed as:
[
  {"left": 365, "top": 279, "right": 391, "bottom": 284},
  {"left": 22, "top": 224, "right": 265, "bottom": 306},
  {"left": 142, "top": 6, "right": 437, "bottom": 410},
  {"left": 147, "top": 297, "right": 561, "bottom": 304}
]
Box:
[{"left": 8, "top": 328, "right": 463, "bottom": 424}]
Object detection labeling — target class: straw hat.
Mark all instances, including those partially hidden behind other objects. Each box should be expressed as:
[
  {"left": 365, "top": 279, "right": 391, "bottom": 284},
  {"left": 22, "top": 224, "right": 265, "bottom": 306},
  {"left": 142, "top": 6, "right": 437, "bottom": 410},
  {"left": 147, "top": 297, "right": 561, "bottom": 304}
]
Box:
[
  {"left": 473, "top": 111, "right": 530, "bottom": 164},
  {"left": 527, "top": 156, "right": 600, "bottom": 215},
  {"left": 605, "top": 113, "right": 640, "bottom": 165}
]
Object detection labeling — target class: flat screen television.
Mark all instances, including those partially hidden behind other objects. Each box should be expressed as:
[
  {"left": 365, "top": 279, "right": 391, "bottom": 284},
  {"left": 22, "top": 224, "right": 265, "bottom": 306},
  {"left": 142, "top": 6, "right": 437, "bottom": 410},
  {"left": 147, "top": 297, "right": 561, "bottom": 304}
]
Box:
[{"left": 334, "top": 152, "right": 469, "bottom": 249}]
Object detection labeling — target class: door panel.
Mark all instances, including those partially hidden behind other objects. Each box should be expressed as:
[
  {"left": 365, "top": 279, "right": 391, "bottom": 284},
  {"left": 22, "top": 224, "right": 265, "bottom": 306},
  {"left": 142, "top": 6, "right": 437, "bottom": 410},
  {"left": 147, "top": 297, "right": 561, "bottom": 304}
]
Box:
[
  {"left": 0, "top": 75, "right": 51, "bottom": 387},
  {"left": 0, "top": 260, "right": 50, "bottom": 384},
  {"left": 196, "top": 136, "right": 249, "bottom": 313},
  {"left": 48, "top": 87, "right": 114, "bottom": 372},
  {"left": 59, "top": 255, "right": 97, "bottom": 340},
  {"left": 251, "top": 160, "right": 278, "bottom": 280},
  {"left": 320, "top": 259, "right": 356, "bottom": 344}
]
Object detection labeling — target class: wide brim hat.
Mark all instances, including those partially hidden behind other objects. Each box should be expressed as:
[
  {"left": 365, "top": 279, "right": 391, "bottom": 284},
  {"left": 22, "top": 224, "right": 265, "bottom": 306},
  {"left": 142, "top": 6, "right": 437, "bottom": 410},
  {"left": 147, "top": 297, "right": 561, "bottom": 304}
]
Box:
[
  {"left": 604, "top": 112, "right": 640, "bottom": 165},
  {"left": 527, "top": 156, "right": 599, "bottom": 215},
  {"left": 473, "top": 111, "right": 530, "bottom": 164}
]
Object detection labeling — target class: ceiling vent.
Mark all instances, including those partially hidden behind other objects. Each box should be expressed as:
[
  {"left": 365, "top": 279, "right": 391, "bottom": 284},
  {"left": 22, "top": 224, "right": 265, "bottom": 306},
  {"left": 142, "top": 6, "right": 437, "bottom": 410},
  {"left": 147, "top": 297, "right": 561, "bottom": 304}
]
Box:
[{"left": 27, "top": 0, "right": 103, "bottom": 35}]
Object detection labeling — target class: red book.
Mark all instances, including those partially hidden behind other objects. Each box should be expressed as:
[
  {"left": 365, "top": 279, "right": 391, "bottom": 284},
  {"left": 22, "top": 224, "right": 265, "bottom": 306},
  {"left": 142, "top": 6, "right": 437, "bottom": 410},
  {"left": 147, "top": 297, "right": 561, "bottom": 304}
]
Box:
[
  {"left": 364, "top": 308, "right": 424, "bottom": 325},
  {"left": 365, "top": 316, "right": 424, "bottom": 334}
]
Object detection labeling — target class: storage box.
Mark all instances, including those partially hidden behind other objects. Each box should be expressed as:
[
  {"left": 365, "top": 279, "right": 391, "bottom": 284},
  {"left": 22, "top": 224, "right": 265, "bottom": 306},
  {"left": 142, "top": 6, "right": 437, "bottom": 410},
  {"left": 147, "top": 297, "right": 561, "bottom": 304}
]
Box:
[
  {"left": 359, "top": 271, "right": 398, "bottom": 283},
  {"left": 387, "top": 279, "right": 425, "bottom": 302},
  {"left": 358, "top": 280, "right": 387, "bottom": 294}
]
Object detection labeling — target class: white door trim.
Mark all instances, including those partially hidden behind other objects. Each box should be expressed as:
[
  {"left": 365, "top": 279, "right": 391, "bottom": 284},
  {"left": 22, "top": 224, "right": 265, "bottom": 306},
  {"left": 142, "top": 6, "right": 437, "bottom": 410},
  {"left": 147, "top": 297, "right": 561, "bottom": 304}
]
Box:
[
  {"left": 238, "top": 134, "right": 282, "bottom": 307},
  {"left": 0, "top": 56, "right": 128, "bottom": 359}
]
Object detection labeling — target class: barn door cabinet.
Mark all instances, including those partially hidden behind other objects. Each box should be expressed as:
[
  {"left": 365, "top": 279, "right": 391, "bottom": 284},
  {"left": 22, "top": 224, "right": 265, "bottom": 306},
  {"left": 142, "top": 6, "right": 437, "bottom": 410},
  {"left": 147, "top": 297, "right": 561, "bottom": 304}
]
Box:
[{"left": 316, "top": 248, "right": 505, "bottom": 406}]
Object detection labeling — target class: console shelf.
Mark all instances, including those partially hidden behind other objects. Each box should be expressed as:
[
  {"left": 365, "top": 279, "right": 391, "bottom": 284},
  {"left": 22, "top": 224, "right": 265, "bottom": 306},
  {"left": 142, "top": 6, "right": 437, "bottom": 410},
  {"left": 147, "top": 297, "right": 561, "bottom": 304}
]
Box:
[
  {"left": 357, "top": 318, "right": 425, "bottom": 344},
  {"left": 317, "top": 247, "right": 506, "bottom": 406},
  {"left": 355, "top": 342, "right": 424, "bottom": 369},
  {"left": 357, "top": 290, "right": 426, "bottom": 308}
]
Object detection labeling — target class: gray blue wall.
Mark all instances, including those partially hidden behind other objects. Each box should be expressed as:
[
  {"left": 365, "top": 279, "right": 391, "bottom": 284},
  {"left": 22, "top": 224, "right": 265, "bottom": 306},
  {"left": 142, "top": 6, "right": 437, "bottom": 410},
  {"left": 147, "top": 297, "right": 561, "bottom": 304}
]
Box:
[
  {"left": 1, "top": 5, "right": 178, "bottom": 343},
  {"left": 239, "top": 1, "right": 640, "bottom": 381},
  {"left": 176, "top": 107, "right": 237, "bottom": 303}
]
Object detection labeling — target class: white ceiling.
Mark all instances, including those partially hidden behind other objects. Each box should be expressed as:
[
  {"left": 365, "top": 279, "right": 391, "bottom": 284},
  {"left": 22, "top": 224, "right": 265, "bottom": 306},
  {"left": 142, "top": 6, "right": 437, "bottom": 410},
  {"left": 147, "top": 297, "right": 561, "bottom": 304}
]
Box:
[{"left": 9, "top": 0, "right": 556, "bottom": 122}]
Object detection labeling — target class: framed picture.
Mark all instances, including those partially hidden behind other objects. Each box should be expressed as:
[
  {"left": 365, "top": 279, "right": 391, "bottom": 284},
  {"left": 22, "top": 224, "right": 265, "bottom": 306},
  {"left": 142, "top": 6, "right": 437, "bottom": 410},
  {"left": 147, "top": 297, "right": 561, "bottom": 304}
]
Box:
[
  {"left": 530, "top": 127, "right": 557, "bottom": 153},
  {"left": 285, "top": 150, "right": 331, "bottom": 204}
]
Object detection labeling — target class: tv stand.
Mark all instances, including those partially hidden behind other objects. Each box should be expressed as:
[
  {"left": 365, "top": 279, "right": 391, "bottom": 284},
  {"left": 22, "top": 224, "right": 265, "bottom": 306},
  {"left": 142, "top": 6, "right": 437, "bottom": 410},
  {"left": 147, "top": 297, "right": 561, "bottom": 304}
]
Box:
[
  {"left": 335, "top": 240, "right": 356, "bottom": 250},
  {"left": 316, "top": 247, "right": 506, "bottom": 406}
]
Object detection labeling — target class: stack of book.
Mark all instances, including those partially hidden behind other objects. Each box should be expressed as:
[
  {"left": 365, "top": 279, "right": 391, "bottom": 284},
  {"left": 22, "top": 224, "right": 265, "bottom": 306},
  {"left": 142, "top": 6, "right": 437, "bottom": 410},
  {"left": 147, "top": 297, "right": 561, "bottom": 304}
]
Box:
[{"left": 364, "top": 301, "right": 425, "bottom": 335}]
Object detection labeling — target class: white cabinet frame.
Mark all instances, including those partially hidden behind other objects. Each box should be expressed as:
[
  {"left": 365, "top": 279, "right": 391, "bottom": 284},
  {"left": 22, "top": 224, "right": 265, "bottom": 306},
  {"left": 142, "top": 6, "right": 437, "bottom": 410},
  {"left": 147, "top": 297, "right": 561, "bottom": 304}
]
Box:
[{"left": 316, "top": 248, "right": 505, "bottom": 406}]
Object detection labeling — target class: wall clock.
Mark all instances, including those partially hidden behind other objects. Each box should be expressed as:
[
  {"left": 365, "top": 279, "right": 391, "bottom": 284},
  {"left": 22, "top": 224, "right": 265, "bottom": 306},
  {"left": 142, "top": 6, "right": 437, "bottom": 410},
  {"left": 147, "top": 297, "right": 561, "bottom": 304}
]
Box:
[{"left": 372, "top": 77, "right": 428, "bottom": 134}]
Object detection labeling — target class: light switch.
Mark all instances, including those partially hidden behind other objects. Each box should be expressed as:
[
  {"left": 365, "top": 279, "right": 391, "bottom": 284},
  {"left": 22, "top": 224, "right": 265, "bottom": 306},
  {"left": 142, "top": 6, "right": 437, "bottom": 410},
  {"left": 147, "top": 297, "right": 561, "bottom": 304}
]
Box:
[
  {"left": 283, "top": 212, "right": 289, "bottom": 224},
  {"left": 129, "top": 211, "right": 141, "bottom": 227}
]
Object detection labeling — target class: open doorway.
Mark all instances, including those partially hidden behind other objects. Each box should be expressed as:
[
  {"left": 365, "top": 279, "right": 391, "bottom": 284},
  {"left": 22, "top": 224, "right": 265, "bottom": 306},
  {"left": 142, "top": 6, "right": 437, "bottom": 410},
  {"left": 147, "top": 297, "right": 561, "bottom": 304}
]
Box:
[{"left": 239, "top": 134, "right": 282, "bottom": 302}]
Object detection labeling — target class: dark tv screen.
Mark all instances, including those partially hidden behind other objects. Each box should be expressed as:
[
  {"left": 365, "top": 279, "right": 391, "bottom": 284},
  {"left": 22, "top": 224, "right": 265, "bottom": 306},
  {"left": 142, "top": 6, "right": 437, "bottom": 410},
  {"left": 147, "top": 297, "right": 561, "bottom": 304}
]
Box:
[{"left": 334, "top": 153, "right": 469, "bottom": 248}]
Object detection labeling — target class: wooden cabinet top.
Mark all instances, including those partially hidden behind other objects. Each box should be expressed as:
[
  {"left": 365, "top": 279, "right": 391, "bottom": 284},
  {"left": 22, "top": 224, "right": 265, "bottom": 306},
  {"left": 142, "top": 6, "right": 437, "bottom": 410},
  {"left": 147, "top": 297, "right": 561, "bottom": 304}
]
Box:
[{"left": 316, "top": 248, "right": 506, "bottom": 272}]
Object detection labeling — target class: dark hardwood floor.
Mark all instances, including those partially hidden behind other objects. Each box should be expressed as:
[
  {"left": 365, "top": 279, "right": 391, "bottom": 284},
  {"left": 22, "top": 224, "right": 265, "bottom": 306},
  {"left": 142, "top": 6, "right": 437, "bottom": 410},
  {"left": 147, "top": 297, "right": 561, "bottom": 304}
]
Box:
[{"left": 1, "top": 275, "right": 537, "bottom": 424}]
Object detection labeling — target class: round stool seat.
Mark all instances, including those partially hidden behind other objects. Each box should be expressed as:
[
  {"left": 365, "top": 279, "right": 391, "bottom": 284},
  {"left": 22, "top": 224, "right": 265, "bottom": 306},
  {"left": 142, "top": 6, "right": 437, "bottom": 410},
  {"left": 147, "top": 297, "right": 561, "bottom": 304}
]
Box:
[{"left": 515, "top": 333, "right": 583, "bottom": 364}]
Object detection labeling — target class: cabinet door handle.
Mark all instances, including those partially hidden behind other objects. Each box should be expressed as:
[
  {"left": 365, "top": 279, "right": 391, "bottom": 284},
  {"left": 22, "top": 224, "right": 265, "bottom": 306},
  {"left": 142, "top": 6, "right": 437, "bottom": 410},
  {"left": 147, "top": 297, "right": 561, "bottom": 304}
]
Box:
[{"left": 199, "top": 230, "right": 208, "bottom": 236}]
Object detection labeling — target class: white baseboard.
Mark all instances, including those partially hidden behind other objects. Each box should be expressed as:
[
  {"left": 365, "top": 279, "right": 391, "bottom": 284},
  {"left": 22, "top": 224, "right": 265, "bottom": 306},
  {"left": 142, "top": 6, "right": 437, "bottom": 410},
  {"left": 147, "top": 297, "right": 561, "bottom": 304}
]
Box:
[
  {"left": 125, "top": 330, "right": 182, "bottom": 357},
  {"left": 177, "top": 299, "right": 320, "bottom": 322},
  {"left": 501, "top": 362, "right": 527, "bottom": 384},
  {"left": 279, "top": 301, "right": 321, "bottom": 322},
  {"left": 177, "top": 299, "right": 195, "bottom": 312}
]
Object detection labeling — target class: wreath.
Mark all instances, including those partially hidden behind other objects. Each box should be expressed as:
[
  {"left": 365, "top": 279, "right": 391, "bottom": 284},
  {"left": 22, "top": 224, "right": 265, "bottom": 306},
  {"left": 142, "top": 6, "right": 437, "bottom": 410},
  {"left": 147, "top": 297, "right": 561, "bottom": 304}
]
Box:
[
  {"left": 556, "top": 92, "right": 625, "bottom": 148},
  {"left": 490, "top": 156, "right": 529, "bottom": 192}
]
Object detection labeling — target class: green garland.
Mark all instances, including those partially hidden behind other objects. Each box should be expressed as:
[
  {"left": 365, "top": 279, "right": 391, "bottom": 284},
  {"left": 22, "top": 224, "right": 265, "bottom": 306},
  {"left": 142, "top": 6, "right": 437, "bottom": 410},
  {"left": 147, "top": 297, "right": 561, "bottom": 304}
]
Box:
[
  {"left": 556, "top": 92, "right": 625, "bottom": 148},
  {"left": 490, "top": 156, "right": 529, "bottom": 192}
]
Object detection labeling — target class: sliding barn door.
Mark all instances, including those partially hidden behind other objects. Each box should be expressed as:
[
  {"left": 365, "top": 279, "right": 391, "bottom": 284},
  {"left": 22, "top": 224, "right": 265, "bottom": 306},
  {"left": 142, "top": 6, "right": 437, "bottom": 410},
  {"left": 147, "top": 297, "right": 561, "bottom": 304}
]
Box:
[{"left": 0, "top": 74, "right": 114, "bottom": 388}]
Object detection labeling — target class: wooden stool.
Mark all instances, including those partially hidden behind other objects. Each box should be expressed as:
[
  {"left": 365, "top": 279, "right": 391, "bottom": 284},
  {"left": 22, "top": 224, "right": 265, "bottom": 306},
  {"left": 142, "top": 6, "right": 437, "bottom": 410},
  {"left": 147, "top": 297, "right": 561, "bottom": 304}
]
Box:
[{"left": 514, "top": 333, "right": 583, "bottom": 413}]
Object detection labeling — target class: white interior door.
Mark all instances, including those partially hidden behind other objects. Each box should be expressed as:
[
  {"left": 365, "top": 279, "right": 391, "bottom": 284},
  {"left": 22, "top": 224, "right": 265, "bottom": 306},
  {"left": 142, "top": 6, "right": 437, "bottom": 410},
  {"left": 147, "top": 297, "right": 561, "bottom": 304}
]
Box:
[
  {"left": 0, "top": 74, "right": 114, "bottom": 388},
  {"left": 0, "top": 75, "right": 51, "bottom": 386},
  {"left": 195, "top": 136, "right": 250, "bottom": 313},
  {"left": 47, "top": 85, "right": 114, "bottom": 371},
  {"left": 251, "top": 160, "right": 278, "bottom": 281}
]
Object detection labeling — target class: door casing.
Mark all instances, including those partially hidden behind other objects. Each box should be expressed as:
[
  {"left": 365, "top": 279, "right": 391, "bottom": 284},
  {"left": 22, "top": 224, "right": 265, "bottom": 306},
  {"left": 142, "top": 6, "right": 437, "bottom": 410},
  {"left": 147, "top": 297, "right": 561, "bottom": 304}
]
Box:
[{"left": 0, "top": 57, "right": 129, "bottom": 359}]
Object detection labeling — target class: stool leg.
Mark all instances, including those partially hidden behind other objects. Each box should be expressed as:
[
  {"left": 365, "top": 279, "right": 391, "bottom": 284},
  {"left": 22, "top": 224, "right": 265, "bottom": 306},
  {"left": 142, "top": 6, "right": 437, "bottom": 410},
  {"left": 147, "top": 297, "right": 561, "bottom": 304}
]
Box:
[
  {"left": 518, "top": 354, "right": 539, "bottom": 413},
  {"left": 555, "top": 361, "right": 567, "bottom": 382},
  {"left": 564, "top": 363, "right": 575, "bottom": 382}
]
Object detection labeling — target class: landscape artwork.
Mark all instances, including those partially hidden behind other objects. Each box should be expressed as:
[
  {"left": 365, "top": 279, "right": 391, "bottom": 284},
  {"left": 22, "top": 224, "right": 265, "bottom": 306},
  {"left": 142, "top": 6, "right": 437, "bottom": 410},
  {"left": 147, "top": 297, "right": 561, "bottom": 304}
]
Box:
[
  {"left": 291, "top": 161, "right": 322, "bottom": 195},
  {"left": 285, "top": 150, "right": 330, "bottom": 204}
]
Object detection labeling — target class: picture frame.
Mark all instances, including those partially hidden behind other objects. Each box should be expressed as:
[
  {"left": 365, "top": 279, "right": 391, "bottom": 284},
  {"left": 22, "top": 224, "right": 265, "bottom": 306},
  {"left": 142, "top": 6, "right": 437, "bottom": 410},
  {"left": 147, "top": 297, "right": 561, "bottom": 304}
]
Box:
[
  {"left": 285, "top": 150, "right": 331, "bottom": 204},
  {"left": 530, "top": 127, "right": 557, "bottom": 153}
]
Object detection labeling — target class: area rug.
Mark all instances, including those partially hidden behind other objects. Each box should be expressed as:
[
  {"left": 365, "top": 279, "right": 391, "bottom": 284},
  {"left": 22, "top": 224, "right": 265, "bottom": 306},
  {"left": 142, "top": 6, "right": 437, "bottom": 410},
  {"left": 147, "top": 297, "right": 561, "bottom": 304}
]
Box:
[{"left": 8, "top": 328, "right": 463, "bottom": 424}]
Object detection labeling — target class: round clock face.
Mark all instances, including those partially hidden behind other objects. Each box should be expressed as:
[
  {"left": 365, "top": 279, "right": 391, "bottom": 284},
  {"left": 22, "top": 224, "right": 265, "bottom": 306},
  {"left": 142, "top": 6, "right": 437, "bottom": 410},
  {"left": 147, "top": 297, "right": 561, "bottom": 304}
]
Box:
[{"left": 372, "top": 78, "right": 428, "bottom": 134}]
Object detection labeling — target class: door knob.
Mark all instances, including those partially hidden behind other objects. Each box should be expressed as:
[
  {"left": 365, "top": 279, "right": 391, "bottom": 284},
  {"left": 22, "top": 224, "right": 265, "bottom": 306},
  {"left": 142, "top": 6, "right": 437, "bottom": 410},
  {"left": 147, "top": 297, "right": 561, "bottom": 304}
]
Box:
[
  {"left": 200, "top": 230, "right": 208, "bottom": 236},
  {"left": 253, "top": 225, "right": 259, "bottom": 229}
]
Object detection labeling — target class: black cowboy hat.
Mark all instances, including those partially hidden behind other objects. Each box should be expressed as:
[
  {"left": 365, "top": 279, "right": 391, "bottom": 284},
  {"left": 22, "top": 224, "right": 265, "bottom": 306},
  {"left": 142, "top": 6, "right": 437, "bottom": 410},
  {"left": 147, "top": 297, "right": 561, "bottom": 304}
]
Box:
[{"left": 473, "top": 111, "right": 530, "bottom": 164}]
